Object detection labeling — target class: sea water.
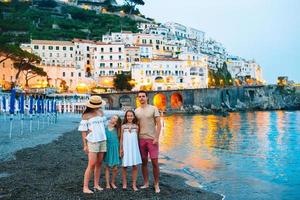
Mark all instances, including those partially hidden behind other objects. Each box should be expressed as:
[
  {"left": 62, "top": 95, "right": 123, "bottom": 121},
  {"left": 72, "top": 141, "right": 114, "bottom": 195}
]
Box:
[{"left": 159, "top": 111, "right": 300, "bottom": 200}]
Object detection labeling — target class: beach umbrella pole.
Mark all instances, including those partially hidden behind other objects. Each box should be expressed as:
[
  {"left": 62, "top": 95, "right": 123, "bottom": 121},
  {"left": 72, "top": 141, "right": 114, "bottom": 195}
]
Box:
[
  {"left": 20, "top": 114, "right": 24, "bottom": 135},
  {"left": 30, "top": 114, "right": 33, "bottom": 133},
  {"left": 9, "top": 114, "right": 13, "bottom": 139}
]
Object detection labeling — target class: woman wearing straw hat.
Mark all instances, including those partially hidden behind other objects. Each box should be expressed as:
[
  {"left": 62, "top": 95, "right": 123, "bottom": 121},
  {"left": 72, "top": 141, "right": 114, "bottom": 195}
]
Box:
[{"left": 78, "top": 95, "right": 107, "bottom": 193}]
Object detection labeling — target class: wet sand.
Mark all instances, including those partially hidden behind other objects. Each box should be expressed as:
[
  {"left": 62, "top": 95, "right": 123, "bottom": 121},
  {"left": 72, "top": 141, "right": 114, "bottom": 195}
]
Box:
[{"left": 0, "top": 130, "right": 223, "bottom": 200}]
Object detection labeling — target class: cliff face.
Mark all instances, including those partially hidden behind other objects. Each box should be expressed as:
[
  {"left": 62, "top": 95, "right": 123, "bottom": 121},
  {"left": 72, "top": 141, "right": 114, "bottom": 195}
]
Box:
[{"left": 188, "top": 86, "right": 300, "bottom": 113}]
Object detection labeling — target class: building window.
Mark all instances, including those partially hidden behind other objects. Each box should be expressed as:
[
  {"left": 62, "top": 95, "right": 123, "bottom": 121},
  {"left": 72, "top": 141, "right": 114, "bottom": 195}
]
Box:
[
  {"left": 50, "top": 53, "right": 52, "bottom": 57},
  {"left": 101, "top": 56, "right": 104, "bottom": 60},
  {"left": 110, "top": 47, "right": 113, "bottom": 52},
  {"left": 87, "top": 54, "right": 90, "bottom": 58},
  {"left": 42, "top": 46, "right": 45, "bottom": 50},
  {"left": 70, "top": 54, "right": 73, "bottom": 58},
  {"left": 70, "top": 47, "right": 73, "bottom": 51},
  {"left": 119, "top": 55, "right": 122, "bottom": 60},
  {"left": 101, "top": 48, "right": 104, "bottom": 52},
  {"left": 63, "top": 47, "right": 66, "bottom": 50},
  {"left": 71, "top": 72, "right": 74, "bottom": 77},
  {"left": 87, "top": 60, "right": 90, "bottom": 65},
  {"left": 119, "top": 47, "right": 122, "bottom": 52},
  {"left": 62, "top": 72, "right": 65, "bottom": 77},
  {"left": 56, "top": 46, "right": 59, "bottom": 50},
  {"left": 48, "top": 46, "right": 53, "bottom": 50},
  {"left": 78, "top": 72, "right": 81, "bottom": 77},
  {"left": 100, "top": 63, "right": 105, "bottom": 68},
  {"left": 34, "top": 45, "right": 39, "bottom": 49},
  {"left": 110, "top": 63, "right": 113, "bottom": 68},
  {"left": 87, "top": 46, "right": 90, "bottom": 51},
  {"left": 110, "top": 55, "right": 113, "bottom": 60}
]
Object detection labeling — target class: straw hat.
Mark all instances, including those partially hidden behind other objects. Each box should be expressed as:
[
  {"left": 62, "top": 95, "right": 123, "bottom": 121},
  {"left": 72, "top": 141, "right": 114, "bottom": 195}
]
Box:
[{"left": 85, "top": 96, "right": 106, "bottom": 108}]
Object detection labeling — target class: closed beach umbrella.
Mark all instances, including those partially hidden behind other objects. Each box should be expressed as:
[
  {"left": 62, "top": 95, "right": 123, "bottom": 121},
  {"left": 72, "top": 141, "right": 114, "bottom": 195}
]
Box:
[
  {"left": 41, "top": 98, "right": 45, "bottom": 114},
  {"left": 54, "top": 101, "right": 57, "bottom": 113},
  {"left": 20, "top": 94, "right": 25, "bottom": 114},
  {"left": 51, "top": 100, "right": 54, "bottom": 113},
  {"left": 47, "top": 100, "right": 50, "bottom": 113},
  {"left": 2, "top": 96, "right": 6, "bottom": 112},
  {"left": 9, "top": 89, "right": 16, "bottom": 114},
  {"left": 29, "top": 96, "right": 34, "bottom": 114},
  {"left": 37, "top": 97, "right": 41, "bottom": 114}
]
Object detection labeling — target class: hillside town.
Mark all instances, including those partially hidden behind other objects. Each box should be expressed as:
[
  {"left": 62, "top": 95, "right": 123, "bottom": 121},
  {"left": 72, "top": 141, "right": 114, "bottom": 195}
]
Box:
[{"left": 1, "top": 20, "right": 264, "bottom": 93}]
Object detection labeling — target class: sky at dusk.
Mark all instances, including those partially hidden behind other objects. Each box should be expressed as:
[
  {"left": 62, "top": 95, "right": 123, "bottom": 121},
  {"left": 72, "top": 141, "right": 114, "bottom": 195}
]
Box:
[{"left": 130, "top": 0, "right": 300, "bottom": 84}]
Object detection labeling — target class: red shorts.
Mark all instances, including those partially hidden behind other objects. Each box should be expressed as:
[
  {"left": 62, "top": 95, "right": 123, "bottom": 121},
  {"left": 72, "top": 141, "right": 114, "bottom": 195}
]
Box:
[{"left": 139, "top": 139, "right": 159, "bottom": 159}]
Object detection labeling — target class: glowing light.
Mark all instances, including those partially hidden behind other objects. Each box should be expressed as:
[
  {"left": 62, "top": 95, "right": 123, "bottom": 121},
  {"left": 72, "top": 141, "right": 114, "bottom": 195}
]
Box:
[{"left": 153, "top": 93, "right": 167, "bottom": 111}]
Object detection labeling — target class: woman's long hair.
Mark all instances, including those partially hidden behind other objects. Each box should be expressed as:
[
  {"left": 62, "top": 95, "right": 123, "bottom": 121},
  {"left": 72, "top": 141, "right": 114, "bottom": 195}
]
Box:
[
  {"left": 122, "top": 110, "right": 138, "bottom": 125},
  {"left": 82, "top": 107, "right": 97, "bottom": 116}
]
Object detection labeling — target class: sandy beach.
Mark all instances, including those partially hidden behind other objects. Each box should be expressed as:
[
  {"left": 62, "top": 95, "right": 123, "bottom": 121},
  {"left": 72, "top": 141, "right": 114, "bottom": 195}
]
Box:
[{"left": 0, "top": 129, "right": 223, "bottom": 200}]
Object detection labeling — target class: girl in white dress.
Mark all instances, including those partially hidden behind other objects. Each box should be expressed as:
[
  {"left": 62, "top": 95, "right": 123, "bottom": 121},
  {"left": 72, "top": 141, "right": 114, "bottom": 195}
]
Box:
[
  {"left": 120, "top": 110, "right": 142, "bottom": 191},
  {"left": 78, "top": 96, "right": 107, "bottom": 194}
]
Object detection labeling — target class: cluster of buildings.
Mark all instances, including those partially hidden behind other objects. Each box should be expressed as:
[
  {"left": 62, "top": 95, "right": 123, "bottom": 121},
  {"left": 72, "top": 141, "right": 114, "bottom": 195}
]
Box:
[{"left": 1, "top": 21, "right": 264, "bottom": 93}]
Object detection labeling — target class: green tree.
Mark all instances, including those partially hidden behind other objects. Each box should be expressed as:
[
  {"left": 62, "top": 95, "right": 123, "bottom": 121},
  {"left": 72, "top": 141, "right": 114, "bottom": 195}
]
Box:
[
  {"left": 12, "top": 50, "right": 42, "bottom": 88},
  {"left": 124, "top": 0, "right": 145, "bottom": 15},
  {"left": 23, "top": 65, "right": 47, "bottom": 88},
  {"left": 208, "top": 62, "right": 233, "bottom": 88},
  {"left": 0, "top": 45, "right": 26, "bottom": 64},
  {"left": 113, "top": 72, "right": 133, "bottom": 91}
]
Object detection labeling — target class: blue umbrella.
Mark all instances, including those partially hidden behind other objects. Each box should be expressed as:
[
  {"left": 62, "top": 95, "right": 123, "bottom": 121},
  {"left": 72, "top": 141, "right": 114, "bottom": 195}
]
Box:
[
  {"left": 51, "top": 100, "right": 54, "bottom": 113},
  {"left": 29, "top": 96, "right": 34, "bottom": 114},
  {"left": 41, "top": 98, "right": 45, "bottom": 114},
  {"left": 20, "top": 94, "right": 25, "bottom": 114},
  {"left": 9, "top": 89, "right": 16, "bottom": 114},
  {"left": 54, "top": 101, "right": 57, "bottom": 113},
  {"left": 37, "top": 97, "right": 41, "bottom": 114},
  {"left": 47, "top": 100, "right": 50, "bottom": 113},
  {"left": 2, "top": 96, "right": 6, "bottom": 112}
]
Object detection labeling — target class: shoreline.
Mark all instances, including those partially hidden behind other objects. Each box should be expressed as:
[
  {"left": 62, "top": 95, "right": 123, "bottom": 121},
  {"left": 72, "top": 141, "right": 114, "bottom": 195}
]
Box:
[{"left": 0, "top": 129, "right": 223, "bottom": 200}]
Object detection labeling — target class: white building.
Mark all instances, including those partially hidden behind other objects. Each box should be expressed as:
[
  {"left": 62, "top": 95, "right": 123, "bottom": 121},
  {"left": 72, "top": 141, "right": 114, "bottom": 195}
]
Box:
[
  {"left": 187, "top": 27, "right": 205, "bottom": 42},
  {"left": 102, "top": 31, "right": 135, "bottom": 45},
  {"left": 226, "top": 56, "right": 264, "bottom": 84},
  {"left": 132, "top": 57, "right": 207, "bottom": 91},
  {"left": 93, "top": 42, "right": 126, "bottom": 76},
  {"left": 164, "top": 22, "right": 188, "bottom": 40}
]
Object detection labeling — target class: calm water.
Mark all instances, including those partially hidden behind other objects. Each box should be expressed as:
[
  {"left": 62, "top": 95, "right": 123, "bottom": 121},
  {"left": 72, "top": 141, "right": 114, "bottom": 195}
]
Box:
[{"left": 159, "top": 111, "right": 300, "bottom": 200}]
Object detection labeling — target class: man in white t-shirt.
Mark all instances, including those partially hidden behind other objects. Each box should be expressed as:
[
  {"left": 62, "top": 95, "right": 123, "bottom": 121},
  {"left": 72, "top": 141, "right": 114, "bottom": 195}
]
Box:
[{"left": 135, "top": 91, "right": 162, "bottom": 193}]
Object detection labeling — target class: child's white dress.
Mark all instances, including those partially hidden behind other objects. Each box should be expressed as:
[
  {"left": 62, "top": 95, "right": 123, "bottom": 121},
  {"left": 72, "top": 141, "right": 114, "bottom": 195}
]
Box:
[{"left": 122, "top": 127, "right": 142, "bottom": 167}]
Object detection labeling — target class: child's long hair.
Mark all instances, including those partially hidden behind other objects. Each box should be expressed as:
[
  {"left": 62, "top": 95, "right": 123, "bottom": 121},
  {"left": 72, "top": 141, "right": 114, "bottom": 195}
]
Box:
[
  {"left": 113, "top": 115, "right": 122, "bottom": 139},
  {"left": 123, "top": 110, "right": 138, "bottom": 125}
]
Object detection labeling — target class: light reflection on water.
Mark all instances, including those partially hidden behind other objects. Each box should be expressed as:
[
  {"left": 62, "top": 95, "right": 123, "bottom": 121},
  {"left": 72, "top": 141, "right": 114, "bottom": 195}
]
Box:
[{"left": 159, "top": 111, "right": 300, "bottom": 200}]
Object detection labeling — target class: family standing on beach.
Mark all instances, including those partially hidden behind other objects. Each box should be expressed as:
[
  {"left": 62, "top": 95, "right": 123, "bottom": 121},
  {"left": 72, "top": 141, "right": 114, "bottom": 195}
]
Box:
[{"left": 78, "top": 91, "right": 162, "bottom": 194}]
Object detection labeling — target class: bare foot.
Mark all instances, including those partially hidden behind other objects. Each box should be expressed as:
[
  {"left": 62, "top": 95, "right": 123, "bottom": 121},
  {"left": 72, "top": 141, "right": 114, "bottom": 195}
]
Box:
[
  {"left": 122, "top": 185, "right": 127, "bottom": 190},
  {"left": 83, "top": 188, "right": 94, "bottom": 194},
  {"left": 93, "top": 185, "right": 103, "bottom": 191},
  {"left": 111, "top": 183, "right": 117, "bottom": 189},
  {"left": 106, "top": 185, "right": 111, "bottom": 189},
  {"left": 154, "top": 184, "right": 160, "bottom": 193},
  {"left": 132, "top": 185, "right": 138, "bottom": 192},
  {"left": 140, "top": 184, "right": 149, "bottom": 189}
]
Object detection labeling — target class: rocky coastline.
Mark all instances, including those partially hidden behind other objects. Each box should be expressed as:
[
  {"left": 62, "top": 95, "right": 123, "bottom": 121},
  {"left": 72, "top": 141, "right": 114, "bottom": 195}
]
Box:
[{"left": 176, "top": 85, "right": 300, "bottom": 115}]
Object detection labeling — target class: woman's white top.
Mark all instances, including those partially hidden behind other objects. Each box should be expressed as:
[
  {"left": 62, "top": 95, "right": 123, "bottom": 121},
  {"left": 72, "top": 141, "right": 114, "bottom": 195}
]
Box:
[
  {"left": 78, "top": 116, "right": 107, "bottom": 143},
  {"left": 122, "top": 126, "right": 142, "bottom": 167}
]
